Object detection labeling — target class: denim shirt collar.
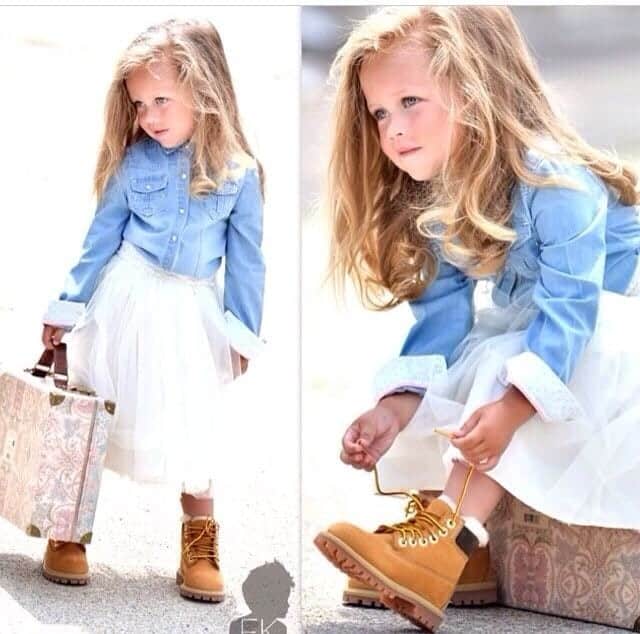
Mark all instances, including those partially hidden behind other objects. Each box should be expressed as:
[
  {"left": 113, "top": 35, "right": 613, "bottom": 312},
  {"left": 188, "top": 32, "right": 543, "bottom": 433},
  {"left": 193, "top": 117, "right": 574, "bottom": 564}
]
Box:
[
  {"left": 160, "top": 139, "right": 193, "bottom": 157},
  {"left": 142, "top": 134, "right": 192, "bottom": 157}
]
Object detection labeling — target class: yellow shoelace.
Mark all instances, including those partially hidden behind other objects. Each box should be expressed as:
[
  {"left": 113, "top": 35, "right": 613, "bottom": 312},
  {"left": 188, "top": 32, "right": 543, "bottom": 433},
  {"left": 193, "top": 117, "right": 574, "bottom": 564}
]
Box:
[
  {"left": 372, "top": 464, "right": 475, "bottom": 544},
  {"left": 182, "top": 519, "right": 220, "bottom": 566},
  {"left": 377, "top": 491, "right": 449, "bottom": 543}
]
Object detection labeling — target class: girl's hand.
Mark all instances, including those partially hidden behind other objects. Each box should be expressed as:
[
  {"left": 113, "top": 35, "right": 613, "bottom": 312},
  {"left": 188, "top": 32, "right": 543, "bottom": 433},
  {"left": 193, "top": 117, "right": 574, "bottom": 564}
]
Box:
[
  {"left": 450, "top": 386, "right": 535, "bottom": 472},
  {"left": 239, "top": 355, "right": 249, "bottom": 374},
  {"left": 340, "top": 404, "right": 401, "bottom": 471},
  {"left": 42, "top": 324, "right": 65, "bottom": 350},
  {"left": 340, "top": 392, "right": 421, "bottom": 471}
]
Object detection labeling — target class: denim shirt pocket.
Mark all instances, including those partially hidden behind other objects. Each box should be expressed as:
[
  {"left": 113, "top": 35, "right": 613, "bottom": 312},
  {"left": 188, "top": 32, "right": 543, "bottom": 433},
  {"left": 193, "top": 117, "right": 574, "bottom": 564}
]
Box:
[
  {"left": 128, "top": 174, "right": 168, "bottom": 217},
  {"left": 506, "top": 215, "right": 539, "bottom": 277},
  {"left": 206, "top": 180, "right": 239, "bottom": 221}
]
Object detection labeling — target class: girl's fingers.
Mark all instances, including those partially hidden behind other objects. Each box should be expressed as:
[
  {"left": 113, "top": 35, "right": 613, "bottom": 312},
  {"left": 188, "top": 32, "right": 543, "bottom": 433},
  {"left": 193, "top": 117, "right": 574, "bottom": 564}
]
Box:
[
  {"left": 476, "top": 455, "right": 499, "bottom": 472},
  {"left": 42, "top": 325, "right": 53, "bottom": 348},
  {"left": 467, "top": 439, "right": 488, "bottom": 456},
  {"left": 355, "top": 419, "right": 377, "bottom": 448},
  {"left": 458, "top": 438, "right": 488, "bottom": 462},
  {"left": 340, "top": 448, "right": 367, "bottom": 468},
  {"left": 339, "top": 449, "right": 349, "bottom": 464},
  {"left": 454, "top": 410, "right": 481, "bottom": 438},
  {"left": 342, "top": 425, "right": 362, "bottom": 451},
  {"left": 452, "top": 430, "right": 485, "bottom": 452}
]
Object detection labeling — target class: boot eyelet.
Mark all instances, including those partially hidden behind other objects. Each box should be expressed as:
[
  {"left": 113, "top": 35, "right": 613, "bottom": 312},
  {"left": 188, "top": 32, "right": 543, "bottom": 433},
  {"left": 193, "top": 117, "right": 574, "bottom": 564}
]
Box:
[
  {"left": 446, "top": 519, "right": 456, "bottom": 529},
  {"left": 439, "top": 528, "right": 448, "bottom": 537},
  {"left": 419, "top": 537, "right": 429, "bottom": 547},
  {"left": 398, "top": 537, "right": 407, "bottom": 548},
  {"left": 408, "top": 537, "right": 417, "bottom": 547},
  {"left": 429, "top": 534, "right": 438, "bottom": 544}
]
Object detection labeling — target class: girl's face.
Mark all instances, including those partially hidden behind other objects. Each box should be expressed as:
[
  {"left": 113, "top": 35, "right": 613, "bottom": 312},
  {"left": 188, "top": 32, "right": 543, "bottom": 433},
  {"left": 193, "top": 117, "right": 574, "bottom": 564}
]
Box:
[
  {"left": 359, "top": 43, "right": 460, "bottom": 182},
  {"left": 125, "top": 59, "right": 195, "bottom": 149}
]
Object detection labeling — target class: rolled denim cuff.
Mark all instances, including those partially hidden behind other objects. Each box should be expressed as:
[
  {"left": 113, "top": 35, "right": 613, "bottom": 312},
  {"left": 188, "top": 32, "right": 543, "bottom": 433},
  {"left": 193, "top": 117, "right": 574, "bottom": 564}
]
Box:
[
  {"left": 498, "top": 350, "right": 585, "bottom": 423},
  {"left": 42, "top": 299, "right": 85, "bottom": 330},
  {"left": 224, "top": 310, "right": 265, "bottom": 360},
  {"left": 373, "top": 354, "right": 447, "bottom": 403}
]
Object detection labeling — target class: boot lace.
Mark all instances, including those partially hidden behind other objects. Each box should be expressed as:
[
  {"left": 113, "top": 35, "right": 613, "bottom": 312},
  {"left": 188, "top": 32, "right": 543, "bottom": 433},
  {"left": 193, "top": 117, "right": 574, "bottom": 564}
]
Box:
[
  {"left": 183, "top": 519, "right": 220, "bottom": 567},
  {"left": 376, "top": 491, "right": 451, "bottom": 546},
  {"left": 372, "top": 463, "right": 475, "bottom": 547}
]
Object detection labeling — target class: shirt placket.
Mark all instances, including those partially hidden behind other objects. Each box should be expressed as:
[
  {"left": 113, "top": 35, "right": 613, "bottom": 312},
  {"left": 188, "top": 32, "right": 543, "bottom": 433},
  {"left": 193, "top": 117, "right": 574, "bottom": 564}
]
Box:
[{"left": 164, "top": 150, "right": 190, "bottom": 271}]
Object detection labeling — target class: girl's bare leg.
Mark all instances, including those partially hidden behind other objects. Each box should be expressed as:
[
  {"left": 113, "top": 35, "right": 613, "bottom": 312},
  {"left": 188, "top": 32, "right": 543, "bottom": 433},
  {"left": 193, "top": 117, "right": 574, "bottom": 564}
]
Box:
[{"left": 443, "top": 461, "right": 505, "bottom": 523}]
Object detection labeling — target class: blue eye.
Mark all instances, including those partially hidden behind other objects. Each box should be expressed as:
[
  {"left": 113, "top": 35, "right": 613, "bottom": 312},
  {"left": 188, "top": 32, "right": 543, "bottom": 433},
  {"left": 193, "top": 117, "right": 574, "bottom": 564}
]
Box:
[
  {"left": 402, "top": 96, "right": 420, "bottom": 108},
  {"left": 132, "top": 97, "right": 169, "bottom": 108},
  {"left": 372, "top": 108, "right": 387, "bottom": 121}
]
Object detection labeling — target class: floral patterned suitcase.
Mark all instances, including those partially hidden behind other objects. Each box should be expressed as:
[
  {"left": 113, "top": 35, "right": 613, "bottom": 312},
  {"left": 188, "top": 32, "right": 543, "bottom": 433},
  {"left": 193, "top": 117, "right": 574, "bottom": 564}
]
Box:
[
  {"left": 0, "top": 345, "right": 114, "bottom": 543},
  {"left": 487, "top": 493, "right": 640, "bottom": 631}
]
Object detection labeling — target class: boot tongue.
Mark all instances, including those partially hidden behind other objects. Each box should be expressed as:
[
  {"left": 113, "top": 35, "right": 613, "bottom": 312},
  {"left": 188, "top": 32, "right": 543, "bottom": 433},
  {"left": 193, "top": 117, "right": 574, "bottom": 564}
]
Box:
[
  {"left": 185, "top": 517, "right": 213, "bottom": 525},
  {"left": 425, "top": 498, "right": 454, "bottom": 520}
]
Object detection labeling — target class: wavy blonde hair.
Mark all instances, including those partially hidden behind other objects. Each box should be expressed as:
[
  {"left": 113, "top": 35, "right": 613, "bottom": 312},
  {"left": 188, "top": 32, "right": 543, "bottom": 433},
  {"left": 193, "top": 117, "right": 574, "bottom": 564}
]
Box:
[
  {"left": 328, "top": 6, "right": 639, "bottom": 309},
  {"left": 94, "top": 18, "right": 263, "bottom": 200}
]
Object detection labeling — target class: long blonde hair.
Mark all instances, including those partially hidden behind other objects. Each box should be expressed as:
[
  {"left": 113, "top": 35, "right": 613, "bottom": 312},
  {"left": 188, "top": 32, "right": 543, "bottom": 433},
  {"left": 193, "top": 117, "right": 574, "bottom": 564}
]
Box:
[
  {"left": 95, "top": 18, "right": 263, "bottom": 199},
  {"left": 328, "top": 6, "right": 639, "bottom": 309}
]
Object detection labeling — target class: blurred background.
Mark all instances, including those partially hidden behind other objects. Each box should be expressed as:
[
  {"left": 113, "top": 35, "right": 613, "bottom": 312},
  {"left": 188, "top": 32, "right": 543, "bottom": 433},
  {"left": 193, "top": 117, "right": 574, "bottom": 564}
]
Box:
[
  {"left": 302, "top": 7, "right": 640, "bottom": 632},
  {"left": 0, "top": 7, "right": 299, "bottom": 633}
]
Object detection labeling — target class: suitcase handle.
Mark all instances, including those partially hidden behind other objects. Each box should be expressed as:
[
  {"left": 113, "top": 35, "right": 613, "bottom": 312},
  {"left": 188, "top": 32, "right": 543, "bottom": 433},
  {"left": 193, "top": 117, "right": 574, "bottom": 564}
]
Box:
[{"left": 29, "top": 343, "right": 68, "bottom": 390}]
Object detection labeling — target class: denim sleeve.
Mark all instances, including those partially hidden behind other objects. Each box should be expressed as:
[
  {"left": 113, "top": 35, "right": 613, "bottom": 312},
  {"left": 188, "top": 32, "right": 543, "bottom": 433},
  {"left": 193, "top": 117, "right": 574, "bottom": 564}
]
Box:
[
  {"left": 373, "top": 260, "right": 475, "bottom": 401},
  {"left": 59, "top": 167, "right": 130, "bottom": 305},
  {"left": 499, "top": 164, "right": 608, "bottom": 423},
  {"left": 223, "top": 167, "right": 266, "bottom": 338}
]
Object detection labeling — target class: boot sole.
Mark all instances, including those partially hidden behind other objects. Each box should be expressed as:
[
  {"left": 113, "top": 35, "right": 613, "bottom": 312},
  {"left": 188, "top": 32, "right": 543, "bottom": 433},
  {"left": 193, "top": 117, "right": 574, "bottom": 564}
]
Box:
[
  {"left": 315, "top": 531, "right": 443, "bottom": 632},
  {"left": 42, "top": 563, "right": 89, "bottom": 586},
  {"left": 176, "top": 570, "right": 225, "bottom": 602},
  {"left": 343, "top": 580, "right": 497, "bottom": 609}
]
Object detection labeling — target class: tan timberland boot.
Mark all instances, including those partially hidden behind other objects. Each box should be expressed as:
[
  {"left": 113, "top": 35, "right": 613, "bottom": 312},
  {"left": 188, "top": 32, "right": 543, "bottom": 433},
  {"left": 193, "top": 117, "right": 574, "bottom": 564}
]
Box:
[
  {"left": 176, "top": 490, "right": 224, "bottom": 602},
  {"left": 342, "top": 544, "right": 496, "bottom": 608},
  {"left": 342, "top": 489, "right": 495, "bottom": 608},
  {"left": 315, "top": 465, "right": 479, "bottom": 631},
  {"left": 42, "top": 540, "right": 90, "bottom": 585},
  {"left": 342, "top": 488, "right": 496, "bottom": 608}
]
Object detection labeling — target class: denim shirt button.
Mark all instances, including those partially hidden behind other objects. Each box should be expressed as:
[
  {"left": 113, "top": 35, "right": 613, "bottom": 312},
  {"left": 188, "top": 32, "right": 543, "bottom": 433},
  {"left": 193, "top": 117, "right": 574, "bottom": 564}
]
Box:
[
  {"left": 181, "top": 173, "right": 187, "bottom": 179},
  {"left": 179, "top": 208, "right": 185, "bottom": 214},
  {"left": 171, "top": 235, "right": 177, "bottom": 242}
]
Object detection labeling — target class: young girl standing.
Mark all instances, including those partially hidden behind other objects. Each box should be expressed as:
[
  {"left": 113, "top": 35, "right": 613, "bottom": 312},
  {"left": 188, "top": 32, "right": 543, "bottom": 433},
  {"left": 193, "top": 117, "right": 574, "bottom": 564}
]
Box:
[
  {"left": 313, "top": 7, "right": 640, "bottom": 631},
  {"left": 40, "top": 19, "right": 265, "bottom": 602}
]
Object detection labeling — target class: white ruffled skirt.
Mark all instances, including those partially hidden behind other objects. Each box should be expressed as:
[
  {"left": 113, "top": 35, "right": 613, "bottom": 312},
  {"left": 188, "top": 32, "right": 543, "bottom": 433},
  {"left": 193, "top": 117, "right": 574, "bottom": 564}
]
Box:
[
  {"left": 66, "top": 241, "right": 237, "bottom": 486},
  {"left": 378, "top": 282, "right": 640, "bottom": 530}
]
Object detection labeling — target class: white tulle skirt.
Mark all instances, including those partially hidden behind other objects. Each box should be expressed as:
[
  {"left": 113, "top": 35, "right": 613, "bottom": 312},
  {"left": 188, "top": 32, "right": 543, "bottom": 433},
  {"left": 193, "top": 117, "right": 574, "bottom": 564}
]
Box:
[
  {"left": 378, "top": 284, "right": 640, "bottom": 530},
  {"left": 66, "top": 241, "right": 237, "bottom": 486}
]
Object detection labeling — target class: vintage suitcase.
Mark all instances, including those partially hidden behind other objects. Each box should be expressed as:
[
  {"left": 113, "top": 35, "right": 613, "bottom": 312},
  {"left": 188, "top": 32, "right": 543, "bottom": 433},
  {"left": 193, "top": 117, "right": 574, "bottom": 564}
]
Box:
[
  {"left": 487, "top": 493, "right": 640, "bottom": 631},
  {"left": 0, "top": 344, "right": 114, "bottom": 543}
]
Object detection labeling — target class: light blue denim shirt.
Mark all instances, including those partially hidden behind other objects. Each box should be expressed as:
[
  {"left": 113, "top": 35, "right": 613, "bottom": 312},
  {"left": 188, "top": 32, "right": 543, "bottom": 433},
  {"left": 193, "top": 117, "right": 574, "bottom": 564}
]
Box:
[
  {"left": 58, "top": 137, "right": 265, "bottom": 337},
  {"left": 375, "top": 151, "right": 640, "bottom": 422}
]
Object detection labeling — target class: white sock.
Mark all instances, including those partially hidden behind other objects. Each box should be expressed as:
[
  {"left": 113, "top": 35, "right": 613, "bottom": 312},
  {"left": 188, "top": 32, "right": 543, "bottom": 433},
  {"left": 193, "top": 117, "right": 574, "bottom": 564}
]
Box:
[
  {"left": 437, "top": 494, "right": 489, "bottom": 547},
  {"left": 462, "top": 516, "right": 489, "bottom": 547},
  {"left": 438, "top": 494, "right": 456, "bottom": 511},
  {"left": 181, "top": 514, "right": 212, "bottom": 522}
]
